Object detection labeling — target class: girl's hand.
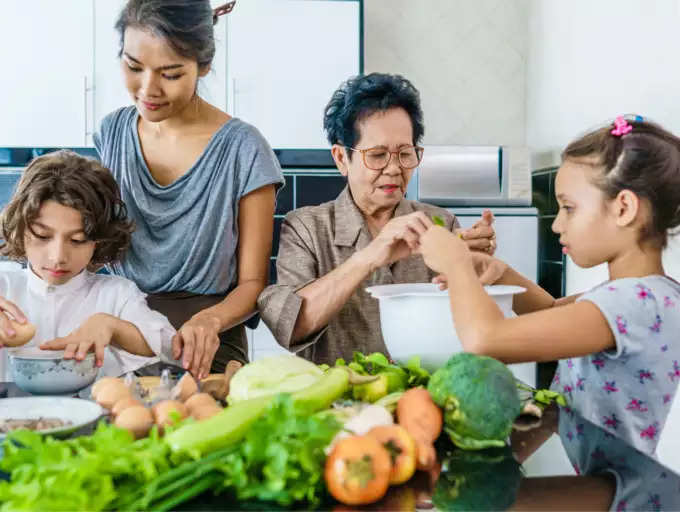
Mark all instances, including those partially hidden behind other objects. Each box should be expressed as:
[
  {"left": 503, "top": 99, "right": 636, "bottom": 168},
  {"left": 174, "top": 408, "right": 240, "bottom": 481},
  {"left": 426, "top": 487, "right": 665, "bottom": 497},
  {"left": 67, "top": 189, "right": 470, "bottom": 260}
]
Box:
[
  {"left": 40, "top": 313, "right": 115, "bottom": 367},
  {"left": 456, "top": 209, "right": 497, "bottom": 254},
  {"left": 172, "top": 315, "right": 221, "bottom": 380},
  {"left": 432, "top": 252, "right": 508, "bottom": 289},
  {"left": 419, "top": 225, "right": 471, "bottom": 275},
  {"left": 0, "top": 296, "right": 28, "bottom": 347}
]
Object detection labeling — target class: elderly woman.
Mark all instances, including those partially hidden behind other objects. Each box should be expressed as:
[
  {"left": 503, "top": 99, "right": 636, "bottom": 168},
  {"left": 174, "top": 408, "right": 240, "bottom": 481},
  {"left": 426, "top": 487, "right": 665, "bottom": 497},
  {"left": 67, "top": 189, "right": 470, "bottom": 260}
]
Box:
[{"left": 257, "top": 73, "right": 495, "bottom": 365}]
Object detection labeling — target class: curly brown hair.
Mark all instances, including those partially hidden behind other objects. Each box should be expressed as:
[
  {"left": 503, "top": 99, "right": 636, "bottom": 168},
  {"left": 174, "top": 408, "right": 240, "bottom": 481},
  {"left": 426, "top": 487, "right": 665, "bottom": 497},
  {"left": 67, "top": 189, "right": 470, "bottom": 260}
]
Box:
[
  {"left": 0, "top": 150, "right": 134, "bottom": 267},
  {"left": 562, "top": 117, "right": 680, "bottom": 249}
]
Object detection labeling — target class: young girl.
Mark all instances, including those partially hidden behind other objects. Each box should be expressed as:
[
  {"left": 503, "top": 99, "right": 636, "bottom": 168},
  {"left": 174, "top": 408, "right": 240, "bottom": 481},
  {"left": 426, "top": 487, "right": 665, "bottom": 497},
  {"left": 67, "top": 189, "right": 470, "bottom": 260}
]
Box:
[
  {"left": 419, "top": 116, "right": 680, "bottom": 464},
  {"left": 0, "top": 150, "right": 175, "bottom": 381}
]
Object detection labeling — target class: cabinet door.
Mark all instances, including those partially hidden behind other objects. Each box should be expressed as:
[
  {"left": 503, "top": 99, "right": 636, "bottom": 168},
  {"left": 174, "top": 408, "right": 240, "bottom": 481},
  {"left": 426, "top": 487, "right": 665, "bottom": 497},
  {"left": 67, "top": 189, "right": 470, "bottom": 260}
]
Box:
[
  {"left": 0, "top": 1, "right": 94, "bottom": 147},
  {"left": 226, "top": 0, "right": 360, "bottom": 149},
  {"left": 93, "top": 0, "right": 228, "bottom": 132}
]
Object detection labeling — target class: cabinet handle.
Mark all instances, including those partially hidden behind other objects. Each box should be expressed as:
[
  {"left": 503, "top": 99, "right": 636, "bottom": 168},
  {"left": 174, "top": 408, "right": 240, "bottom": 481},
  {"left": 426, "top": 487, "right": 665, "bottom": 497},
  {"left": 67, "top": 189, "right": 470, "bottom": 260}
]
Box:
[{"left": 83, "top": 76, "right": 94, "bottom": 145}]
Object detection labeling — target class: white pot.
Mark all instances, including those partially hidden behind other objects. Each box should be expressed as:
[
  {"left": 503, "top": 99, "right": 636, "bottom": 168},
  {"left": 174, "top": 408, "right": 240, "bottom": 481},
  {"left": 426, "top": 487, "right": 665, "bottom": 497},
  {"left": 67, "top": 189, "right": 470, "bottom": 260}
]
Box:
[{"left": 366, "top": 283, "right": 526, "bottom": 373}]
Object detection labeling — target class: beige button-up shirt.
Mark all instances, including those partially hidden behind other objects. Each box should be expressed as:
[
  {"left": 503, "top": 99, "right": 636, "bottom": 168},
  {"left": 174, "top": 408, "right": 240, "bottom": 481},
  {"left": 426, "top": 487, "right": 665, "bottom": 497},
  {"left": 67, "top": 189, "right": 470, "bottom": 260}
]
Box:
[{"left": 257, "top": 187, "right": 459, "bottom": 365}]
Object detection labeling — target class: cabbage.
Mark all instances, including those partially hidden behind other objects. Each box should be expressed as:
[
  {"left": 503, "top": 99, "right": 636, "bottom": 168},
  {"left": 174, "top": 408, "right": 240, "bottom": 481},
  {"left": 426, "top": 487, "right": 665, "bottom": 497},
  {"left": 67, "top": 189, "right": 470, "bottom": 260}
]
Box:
[{"left": 227, "top": 354, "right": 323, "bottom": 404}]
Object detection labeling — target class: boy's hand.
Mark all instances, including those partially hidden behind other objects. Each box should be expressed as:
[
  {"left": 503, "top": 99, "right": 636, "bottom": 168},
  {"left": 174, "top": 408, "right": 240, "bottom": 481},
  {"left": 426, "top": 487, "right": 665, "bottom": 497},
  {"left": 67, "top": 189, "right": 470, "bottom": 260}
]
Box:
[
  {"left": 0, "top": 296, "right": 29, "bottom": 346},
  {"left": 40, "top": 313, "right": 115, "bottom": 367},
  {"left": 419, "top": 225, "right": 470, "bottom": 274}
]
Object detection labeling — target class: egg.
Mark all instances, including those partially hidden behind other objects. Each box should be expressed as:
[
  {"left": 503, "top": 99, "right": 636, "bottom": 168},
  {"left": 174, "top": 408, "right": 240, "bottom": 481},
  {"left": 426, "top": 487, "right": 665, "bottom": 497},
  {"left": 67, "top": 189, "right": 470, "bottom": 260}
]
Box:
[
  {"left": 0, "top": 319, "right": 36, "bottom": 347},
  {"left": 171, "top": 373, "right": 198, "bottom": 402},
  {"left": 91, "top": 377, "right": 123, "bottom": 400},
  {"left": 115, "top": 406, "right": 154, "bottom": 439},
  {"left": 152, "top": 400, "right": 187, "bottom": 427},
  {"left": 191, "top": 403, "right": 222, "bottom": 421},
  {"left": 111, "top": 396, "right": 143, "bottom": 417},
  {"left": 96, "top": 381, "right": 132, "bottom": 410},
  {"left": 184, "top": 392, "right": 218, "bottom": 414}
]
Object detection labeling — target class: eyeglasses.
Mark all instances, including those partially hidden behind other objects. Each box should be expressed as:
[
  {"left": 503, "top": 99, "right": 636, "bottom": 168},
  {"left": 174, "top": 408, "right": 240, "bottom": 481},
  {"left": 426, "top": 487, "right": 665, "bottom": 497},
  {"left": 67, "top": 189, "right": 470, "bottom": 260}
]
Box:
[{"left": 348, "top": 145, "right": 424, "bottom": 171}]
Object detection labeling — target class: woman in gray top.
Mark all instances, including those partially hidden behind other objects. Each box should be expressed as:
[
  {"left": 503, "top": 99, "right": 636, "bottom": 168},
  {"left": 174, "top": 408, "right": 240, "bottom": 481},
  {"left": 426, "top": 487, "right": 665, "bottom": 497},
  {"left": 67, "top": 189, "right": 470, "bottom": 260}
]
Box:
[{"left": 95, "top": 0, "right": 283, "bottom": 379}]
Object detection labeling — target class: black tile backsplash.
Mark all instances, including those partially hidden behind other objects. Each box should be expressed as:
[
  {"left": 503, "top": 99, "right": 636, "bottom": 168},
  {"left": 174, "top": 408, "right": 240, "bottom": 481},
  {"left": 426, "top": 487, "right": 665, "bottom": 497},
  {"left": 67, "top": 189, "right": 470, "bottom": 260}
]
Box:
[
  {"left": 296, "top": 174, "right": 346, "bottom": 208},
  {"left": 532, "top": 172, "right": 551, "bottom": 215},
  {"left": 539, "top": 216, "right": 562, "bottom": 262},
  {"left": 272, "top": 217, "right": 283, "bottom": 256},
  {"left": 275, "top": 175, "right": 294, "bottom": 215},
  {"left": 533, "top": 167, "right": 565, "bottom": 298}
]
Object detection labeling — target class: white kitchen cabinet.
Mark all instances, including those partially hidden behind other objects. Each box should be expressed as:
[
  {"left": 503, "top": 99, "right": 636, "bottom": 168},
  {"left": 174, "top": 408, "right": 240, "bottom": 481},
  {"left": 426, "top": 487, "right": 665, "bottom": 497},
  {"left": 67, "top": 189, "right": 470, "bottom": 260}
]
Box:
[
  {"left": 0, "top": 1, "right": 94, "bottom": 147},
  {"left": 93, "top": 0, "right": 228, "bottom": 131},
  {"left": 226, "top": 0, "right": 361, "bottom": 149}
]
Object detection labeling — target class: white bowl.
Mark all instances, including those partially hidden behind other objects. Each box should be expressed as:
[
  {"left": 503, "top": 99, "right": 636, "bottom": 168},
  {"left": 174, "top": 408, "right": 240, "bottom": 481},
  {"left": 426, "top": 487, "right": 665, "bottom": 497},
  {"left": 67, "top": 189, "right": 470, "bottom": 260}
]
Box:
[
  {"left": 366, "top": 283, "right": 526, "bottom": 372},
  {"left": 8, "top": 347, "right": 99, "bottom": 395}
]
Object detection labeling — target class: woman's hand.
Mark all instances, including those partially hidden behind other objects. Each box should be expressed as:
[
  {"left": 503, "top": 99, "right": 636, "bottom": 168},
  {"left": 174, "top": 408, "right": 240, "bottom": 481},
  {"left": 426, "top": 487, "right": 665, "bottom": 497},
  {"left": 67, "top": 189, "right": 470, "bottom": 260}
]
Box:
[
  {"left": 0, "top": 296, "right": 29, "bottom": 347},
  {"left": 361, "top": 212, "right": 433, "bottom": 270},
  {"left": 456, "top": 209, "right": 497, "bottom": 255},
  {"left": 172, "top": 314, "right": 221, "bottom": 380},
  {"left": 40, "top": 313, "right": 115, "bottom": 367},
  {"left": 432, "top": 251, "right": 508, "bottom": 289}
]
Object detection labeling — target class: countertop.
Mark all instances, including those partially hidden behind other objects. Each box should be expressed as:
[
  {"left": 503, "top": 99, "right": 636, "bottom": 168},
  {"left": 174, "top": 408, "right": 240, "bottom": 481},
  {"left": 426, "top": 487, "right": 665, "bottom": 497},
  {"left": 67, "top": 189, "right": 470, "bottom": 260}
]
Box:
[{"left": 1, "top": 382, "right": 679, "bottom": 511}]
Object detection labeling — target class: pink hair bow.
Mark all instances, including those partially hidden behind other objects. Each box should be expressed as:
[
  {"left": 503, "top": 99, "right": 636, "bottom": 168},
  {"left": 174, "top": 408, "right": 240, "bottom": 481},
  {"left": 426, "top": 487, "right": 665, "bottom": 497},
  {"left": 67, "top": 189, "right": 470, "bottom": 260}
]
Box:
[{"left": 611, "top": 116, "right": 633, "bottom": 136}]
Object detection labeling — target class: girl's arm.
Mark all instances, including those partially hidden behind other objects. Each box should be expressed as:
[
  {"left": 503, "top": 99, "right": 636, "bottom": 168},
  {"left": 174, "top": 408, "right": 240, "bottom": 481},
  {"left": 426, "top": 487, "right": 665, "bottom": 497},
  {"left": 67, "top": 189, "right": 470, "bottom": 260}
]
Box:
[
  {"left": 419, "top": 227, "right": 614, "bottom": 364},
  {"left": 172, "top": 184, "right": 276, "bottom": 378}
]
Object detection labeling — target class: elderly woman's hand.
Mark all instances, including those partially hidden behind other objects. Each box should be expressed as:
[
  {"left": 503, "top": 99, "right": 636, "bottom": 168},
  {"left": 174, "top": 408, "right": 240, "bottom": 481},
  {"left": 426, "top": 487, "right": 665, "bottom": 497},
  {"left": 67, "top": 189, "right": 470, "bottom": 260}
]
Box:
[
  {"left": 172, "top": 314, "right": 221, "bottom": 380},
  {"left": 455, "top": 209, "right": 497, "bottom": 255},
  {"left": 361, "top": 211, "right": 433, "bottom": 270}
]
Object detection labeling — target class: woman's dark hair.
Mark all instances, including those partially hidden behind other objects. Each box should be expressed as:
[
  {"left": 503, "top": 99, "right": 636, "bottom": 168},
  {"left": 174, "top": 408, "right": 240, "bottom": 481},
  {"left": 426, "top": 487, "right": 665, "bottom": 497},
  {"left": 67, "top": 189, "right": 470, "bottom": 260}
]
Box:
[
  {"left": 115, "top": 0, "right": 223, "bottom": 69},
  {"left": 323, "top": 73, "right": 425, "bottom": 158},
  {"left": 562, "top": 117, "right": 680, "bottom": 249},
  {"left": 0, "top": 150, "right": 135, "bottom": 267}
]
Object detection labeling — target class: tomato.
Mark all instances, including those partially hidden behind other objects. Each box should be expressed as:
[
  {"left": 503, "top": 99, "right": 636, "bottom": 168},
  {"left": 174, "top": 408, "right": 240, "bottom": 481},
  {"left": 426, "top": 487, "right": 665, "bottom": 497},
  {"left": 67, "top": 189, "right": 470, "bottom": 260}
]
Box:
[
  {"left": 325, "top": 435, "right": 392, "bottom": 506},
  {"left": 367, "top": 424, "right": 417, "bottom": 485}
]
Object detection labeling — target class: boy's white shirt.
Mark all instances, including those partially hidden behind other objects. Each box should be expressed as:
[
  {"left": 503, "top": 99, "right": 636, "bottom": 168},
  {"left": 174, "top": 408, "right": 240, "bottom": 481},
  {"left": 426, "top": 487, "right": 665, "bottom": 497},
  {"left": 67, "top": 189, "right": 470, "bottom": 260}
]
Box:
[{"left": 0, "top": 268, "right": 177, "bottom": 381}]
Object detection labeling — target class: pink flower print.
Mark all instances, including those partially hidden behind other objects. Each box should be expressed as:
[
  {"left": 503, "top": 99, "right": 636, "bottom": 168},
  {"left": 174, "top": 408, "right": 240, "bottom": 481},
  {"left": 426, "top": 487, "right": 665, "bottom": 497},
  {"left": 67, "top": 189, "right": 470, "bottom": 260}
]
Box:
[
  {"left": 576, "top": 424, "right": 584, "bottom": 438},
  {"left": 567, "top": 359, "right": 574, "bottom": 369},
  {"left": 563, "top": 384, "right": 574, "bottom": 398},
  {"left": 640, "top": 422, "right": 660, "bottom": 440},
  {"left": 552, "top": 371, "right": 560, "bottom": 385},
  {"left": 603, "top": 381, "right": 619, "bottom": 393},
  {"left": 563, "top": 406, "right": 575, "bottom": 418},
  {"left": 648, "top": 494, "right": 661, "bottom": 512},
  {"left": 615, "top": 315, "right": 628, "bottom": 334},
  {"left": 566, "top": 431, "right": 573, "bottom": 441},
  {"left": 592, "top": 357, "right": 605, "bottom": 371},
  {"left": 603, "top": 413, "right": 621, "bottom": 430},
  {"left": 626, "top": 398, "right": 648, "bottom": 412},
  {"left": 572, "top": 462, "right": 581, "bottom": 475},
  {"left": 664, "top": 296, "right": 675, "bottom": 308},
  {"left": 616, "top": 500, "right": 627, "bottom": 512},
  {"left": 607, "top": 285, "right": 617, "bottom": 291},
  {"left": 636, "top": 284, "right": 654, "bottom": 300},
  {"left": 576, "top": 376, "right": 585, "bottom": 391},
  {"left": 649, "top": 314, "right": 662, "bottom": 333},
  {"left": 637, "top": 369, "right": 654, "bottom": 384},
  {"left": 663, "top": 394, "right": 672, "bottom": 405},
  {"left": 661, "top": 345, "right": 669, "bottom": 352},
  {"left": 669, "top": 361, "right": 680, "bottom": 382}
]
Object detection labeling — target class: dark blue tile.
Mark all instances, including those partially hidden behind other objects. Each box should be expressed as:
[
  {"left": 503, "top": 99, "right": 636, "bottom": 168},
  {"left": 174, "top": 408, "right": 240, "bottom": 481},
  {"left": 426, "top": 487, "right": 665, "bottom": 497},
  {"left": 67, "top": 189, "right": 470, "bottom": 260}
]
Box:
[
  {"left": 275, "top": 175, "right": 294, "bottom": 215},
  {"left": 272, "top": 217, "right": 283, "bottom": 257},
  {"left": 295, "top": 175, "right": 346, "bottom": 208},
  {"left": 269, "top": 259, "right": 277, "bottom": 285},
  {"left": 539, "top": 260, "right": 564, "bottom": 298},
  {"left": 532, "top": 172, "right": 551, "bottom": 214},
  {"left": 539, "top": 217, "right": 561, "bottom": 262},
  {"left": 0, "top": 173, "right": 21, "bottom": 211}
]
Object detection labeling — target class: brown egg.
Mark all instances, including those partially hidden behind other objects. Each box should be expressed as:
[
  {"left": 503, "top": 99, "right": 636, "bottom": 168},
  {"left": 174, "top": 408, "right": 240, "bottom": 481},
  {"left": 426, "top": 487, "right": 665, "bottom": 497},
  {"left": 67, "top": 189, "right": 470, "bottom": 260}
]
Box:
[
  {"left": 152, "top": 400, "right": 187, "bottom": 427},
  {"left": 184, "top": 392, "right": 218, "bottom": 414},
  {"left": 96, "top": 381, "right": 132, "bottom": 410},
  {"left": 111, "top": 396, "right": 143, "bottom": 417},
  {"left": 0, "top": 319, "right": 36, "bottom": 347},
  {"left": 191, "top": 403, "right": 223, "bottom": 421},
  {"left": 171, "top": 373, "right": 198, "bottom": 402},
  {"left": 91, "top": 377, "right": 123, "bottom": 400},
  {"left": 115, "top": 406, "right": 154, "bottom": 439}
]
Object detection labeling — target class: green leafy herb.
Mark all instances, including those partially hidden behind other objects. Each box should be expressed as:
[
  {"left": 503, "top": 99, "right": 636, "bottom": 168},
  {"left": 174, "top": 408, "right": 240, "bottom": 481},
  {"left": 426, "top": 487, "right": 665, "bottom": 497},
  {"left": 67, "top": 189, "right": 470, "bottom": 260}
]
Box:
[
  {"left": 337, "top": 351, "right": 430, "bottom": 391},
  {"left": 516, "top": 382, "right": 567, "bottom": 409},
  {"left": 432, "top": 215, "right": 446, "bottom": 227}
]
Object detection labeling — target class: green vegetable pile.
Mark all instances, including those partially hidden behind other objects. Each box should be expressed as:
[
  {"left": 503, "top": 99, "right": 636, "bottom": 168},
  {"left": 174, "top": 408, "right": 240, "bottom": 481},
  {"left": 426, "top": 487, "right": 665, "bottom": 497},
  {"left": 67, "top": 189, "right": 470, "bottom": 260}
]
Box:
[{"left": 334, "top": 352, "right": 430, "bottom": 402}]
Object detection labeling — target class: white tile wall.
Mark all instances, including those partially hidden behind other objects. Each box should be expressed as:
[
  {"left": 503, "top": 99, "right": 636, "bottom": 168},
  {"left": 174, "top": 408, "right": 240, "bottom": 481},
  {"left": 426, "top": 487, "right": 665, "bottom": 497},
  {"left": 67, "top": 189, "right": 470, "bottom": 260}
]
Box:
[{"left": 364, "top": 0, "right": 529, "bottom": 146}]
